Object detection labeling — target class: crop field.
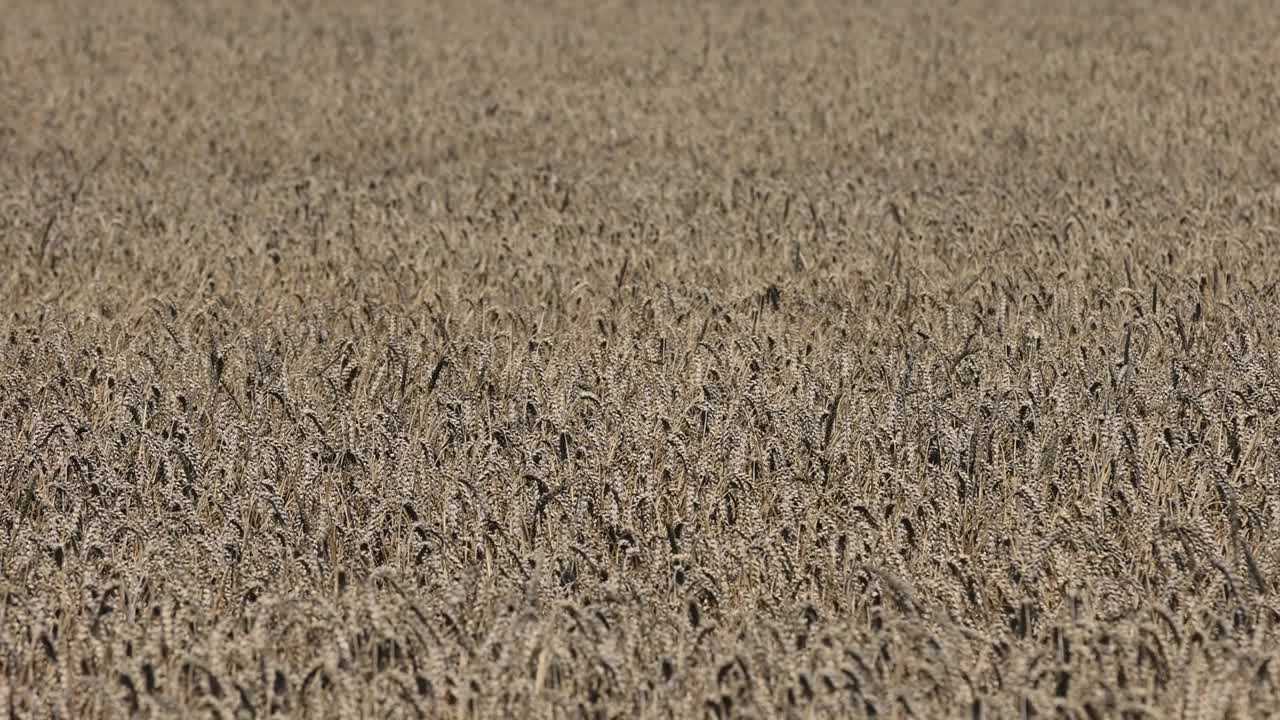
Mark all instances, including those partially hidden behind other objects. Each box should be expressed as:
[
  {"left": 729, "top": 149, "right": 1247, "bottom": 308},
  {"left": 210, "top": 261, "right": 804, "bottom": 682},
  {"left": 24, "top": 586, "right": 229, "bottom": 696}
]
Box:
[{"left": 4, "top": 0, "right": 1280, "bottom": 717}]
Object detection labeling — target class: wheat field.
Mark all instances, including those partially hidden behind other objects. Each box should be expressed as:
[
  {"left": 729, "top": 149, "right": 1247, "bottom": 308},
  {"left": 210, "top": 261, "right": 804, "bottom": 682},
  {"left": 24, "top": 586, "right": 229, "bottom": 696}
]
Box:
[{"left": 4, "top": 1, "right": 1280, "bottom": 718}]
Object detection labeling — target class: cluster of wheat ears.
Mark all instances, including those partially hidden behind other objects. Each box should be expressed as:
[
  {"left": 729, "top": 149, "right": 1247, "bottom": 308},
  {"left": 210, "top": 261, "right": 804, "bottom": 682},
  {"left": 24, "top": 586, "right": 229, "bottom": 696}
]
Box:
[{"left": 4, "top": 0, "right": 1280, "bottom": 718}]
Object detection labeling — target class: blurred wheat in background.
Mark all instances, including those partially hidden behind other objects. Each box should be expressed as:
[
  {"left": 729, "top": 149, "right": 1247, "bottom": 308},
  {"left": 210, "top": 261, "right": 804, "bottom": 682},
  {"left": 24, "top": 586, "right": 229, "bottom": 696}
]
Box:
[{"left": 3, "top": 1, "right": 1280, "bottom": 717}]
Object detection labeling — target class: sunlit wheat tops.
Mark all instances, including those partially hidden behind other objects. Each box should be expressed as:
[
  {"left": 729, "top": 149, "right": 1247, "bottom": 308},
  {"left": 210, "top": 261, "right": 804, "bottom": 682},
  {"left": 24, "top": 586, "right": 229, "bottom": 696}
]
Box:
[{"left": 3, "top": 0, "right": 1280, "bottom": 718}]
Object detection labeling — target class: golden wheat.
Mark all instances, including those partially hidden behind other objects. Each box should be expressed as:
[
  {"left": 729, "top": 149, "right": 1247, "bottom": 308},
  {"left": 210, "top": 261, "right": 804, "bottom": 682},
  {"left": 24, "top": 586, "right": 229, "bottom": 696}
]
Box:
[{"left": 4, "top": 0, "right": 1280, "bottom": 718}]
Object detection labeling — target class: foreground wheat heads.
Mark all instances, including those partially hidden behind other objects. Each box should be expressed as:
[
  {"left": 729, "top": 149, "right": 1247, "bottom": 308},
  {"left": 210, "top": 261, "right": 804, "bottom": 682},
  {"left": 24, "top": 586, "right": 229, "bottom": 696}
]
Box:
[{"left": 3, "top": 0, "right": 1280, "bottom": 718}]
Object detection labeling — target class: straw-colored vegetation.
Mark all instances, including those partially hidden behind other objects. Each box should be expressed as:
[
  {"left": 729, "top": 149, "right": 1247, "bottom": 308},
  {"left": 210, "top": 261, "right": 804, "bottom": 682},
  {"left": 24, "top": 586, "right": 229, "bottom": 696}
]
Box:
[{"left": 4, "top": 1, "right": 1280, "bottom": 717}]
